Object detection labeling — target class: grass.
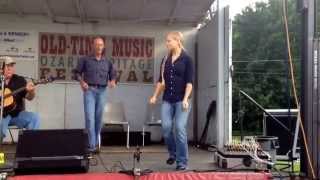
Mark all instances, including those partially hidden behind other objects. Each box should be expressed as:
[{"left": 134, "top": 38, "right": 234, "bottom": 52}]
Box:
[{"left": 275, "top": 160, "right": 300, "bottom": 173}]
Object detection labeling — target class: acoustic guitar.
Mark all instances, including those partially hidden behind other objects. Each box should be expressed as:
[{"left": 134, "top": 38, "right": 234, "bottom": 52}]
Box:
[{"left": 0, "top": 77, "right": 55, "bottom": 117}]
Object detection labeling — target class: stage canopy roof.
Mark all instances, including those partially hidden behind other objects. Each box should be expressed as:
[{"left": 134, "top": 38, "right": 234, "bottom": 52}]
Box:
[{"left": 0, "top": 0, "right": 216, "bottom": 26}]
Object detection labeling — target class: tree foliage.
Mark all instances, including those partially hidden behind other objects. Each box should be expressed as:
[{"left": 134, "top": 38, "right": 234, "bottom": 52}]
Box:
[{"left": 232, "top": 0, "right": 301, "bottom": 134}]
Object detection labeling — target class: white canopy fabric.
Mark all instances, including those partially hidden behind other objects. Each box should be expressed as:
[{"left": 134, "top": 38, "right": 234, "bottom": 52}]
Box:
[{"left": 0, "top": 0, "right": 215, "bottom": 26}]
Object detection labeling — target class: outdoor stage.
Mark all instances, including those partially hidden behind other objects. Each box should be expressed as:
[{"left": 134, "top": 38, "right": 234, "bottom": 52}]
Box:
[
  {"left": 2, "top": 144, "right": 272, "bottom": 180},
  {"left": 10, "top": 172, "right": 271, "bottom": 180}
]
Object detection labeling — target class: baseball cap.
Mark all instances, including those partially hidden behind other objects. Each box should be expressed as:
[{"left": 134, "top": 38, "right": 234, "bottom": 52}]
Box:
[{"left": 0, "top": 56, "right": 16, "bottom": 65}]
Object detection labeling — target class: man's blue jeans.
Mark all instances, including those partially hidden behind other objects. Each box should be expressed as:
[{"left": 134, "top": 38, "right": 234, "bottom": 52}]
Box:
[
  {"left": 83, "top": 87, "right": 107, "bottom": 150},
  {"left": 1, "top": 111, "right": 40, "bottom": 139},
  {"left": 161, "top": 101, "right": 191, "bottom": 168}
]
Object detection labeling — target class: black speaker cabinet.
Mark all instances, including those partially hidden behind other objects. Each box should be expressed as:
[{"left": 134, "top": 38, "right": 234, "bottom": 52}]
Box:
[
  {"left": 14, "top": 129, "right": 90, "bottom": 174},
  {"left": 263, "top": 109, "right": 300, "bottom": 157}
]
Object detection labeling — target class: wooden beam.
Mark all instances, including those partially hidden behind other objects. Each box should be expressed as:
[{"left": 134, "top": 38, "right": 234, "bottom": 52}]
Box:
[
  {"left": 42, "top": 0, "right": 55, "bottom": 22},
  {"left": 12, "top": 0, "right": 23, "bottom": 17},
  {"left": 75, "top": 0, "right": 86, "bottom": 23},
  {"left": 168, "top": 0, "right": 181, "bottom": 25},
  {"left": 105, "top": 0, "right": 113, "bottom": 21},
  {"left": 139, "top": 0, "right": 148, "bottom": 21}
]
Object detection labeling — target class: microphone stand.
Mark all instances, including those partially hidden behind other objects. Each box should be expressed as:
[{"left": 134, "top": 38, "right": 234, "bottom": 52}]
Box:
[
  {"left": 0, "top": 73, "right": 5, "bottom": 147},
  {"left": 119, "top": 146, "right": 153, "bottom": 178},
  {"left": 0, "top": 72, "right": 13, "bottom": 172},
  {"left": 239, "top": 90, "right": 294, "bottom": 136}
]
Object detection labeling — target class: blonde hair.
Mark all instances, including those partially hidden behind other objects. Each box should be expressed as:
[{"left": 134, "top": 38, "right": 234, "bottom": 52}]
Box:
[
  {"left": 160, "top": 31, "right": 185, "bottom": 87},
  {"left": 167, "top": 31, "right": 184, "bottom": 50}
]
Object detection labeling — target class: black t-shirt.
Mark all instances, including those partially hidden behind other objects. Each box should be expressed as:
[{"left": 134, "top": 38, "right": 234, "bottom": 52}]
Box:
[{"left": 4, "top": 74, "right": 27, "bottom": 117}]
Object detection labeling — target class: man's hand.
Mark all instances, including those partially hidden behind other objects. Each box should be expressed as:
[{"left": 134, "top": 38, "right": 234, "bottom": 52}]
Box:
[
  {"left": 80, "top": 80, "right": 89, "bottom": 91},
  {"left": 25, "top": 81, "right": 36, "bottom": 101},
  {"left": 108, "top": 80, "right": 116, "bottom": 88},
  {"left": 26, "top": 82, "right": 36, "bottom": 92}
]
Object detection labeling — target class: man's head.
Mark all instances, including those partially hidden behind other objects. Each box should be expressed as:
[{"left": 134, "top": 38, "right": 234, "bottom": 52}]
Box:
[
  {"left": 0, "top": 56, "right": 16, "bottom": 79},
  {"left": 93, "top": 37, "right": 105, "bottom": 56}
]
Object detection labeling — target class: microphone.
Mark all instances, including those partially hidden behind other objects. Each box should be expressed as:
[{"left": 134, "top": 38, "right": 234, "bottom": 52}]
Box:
[{"left": 0, "top": 62, "right": 4, "bottom": 76}]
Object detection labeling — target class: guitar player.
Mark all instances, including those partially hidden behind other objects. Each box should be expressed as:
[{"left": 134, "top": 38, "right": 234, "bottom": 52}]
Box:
[{"left": 0, "top": 56, "right": 40, "bottom": 142}]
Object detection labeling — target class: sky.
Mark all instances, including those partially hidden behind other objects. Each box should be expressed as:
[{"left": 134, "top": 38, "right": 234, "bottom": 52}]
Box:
[{"left": 229, "top": 0, "right": 268, "bottom": 18}]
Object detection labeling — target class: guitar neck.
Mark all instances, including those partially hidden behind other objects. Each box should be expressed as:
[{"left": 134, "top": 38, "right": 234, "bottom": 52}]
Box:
[
  {"left": 3, "top": 82, "right": 41, "bottom": 99},
  {"left": 4, "top": 87, "right": 26, "bottom": 98}
]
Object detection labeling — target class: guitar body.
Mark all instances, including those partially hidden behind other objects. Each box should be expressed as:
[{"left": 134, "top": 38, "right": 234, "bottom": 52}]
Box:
[
  {"left": 0, "top": 88, "right": 17, "bottom": 116},
  {"left": 0, "top": 77, "right": 54, "bottom": 117}
]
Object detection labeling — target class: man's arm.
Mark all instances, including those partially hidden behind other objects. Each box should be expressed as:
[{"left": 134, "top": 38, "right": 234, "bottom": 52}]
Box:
[
  {"left": 25, "top": 81, "right": 36, "bottom": 101},
  {"left": 76, "top": 57, "right": 89, "bottom": 91},
  {"left": 108, "top": 61, "right": 117, "bottom": 88}
]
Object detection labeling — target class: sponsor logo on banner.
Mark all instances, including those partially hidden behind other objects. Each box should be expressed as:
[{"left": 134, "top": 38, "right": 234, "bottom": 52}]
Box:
[
  {"left": 39, "top": 33, "right": 154, "bottom": 84},
  {"left": 0, "top": 31, "right": 37, "bottom": 61}
]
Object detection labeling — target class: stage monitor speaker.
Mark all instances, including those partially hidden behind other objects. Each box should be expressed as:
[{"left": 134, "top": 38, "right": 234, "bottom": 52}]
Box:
[
  {"left": 263, "top": 109, "right": 300, "bottom": 157},
  {"left": 14, "top": 129, "right": 89, "bottom": 175}
]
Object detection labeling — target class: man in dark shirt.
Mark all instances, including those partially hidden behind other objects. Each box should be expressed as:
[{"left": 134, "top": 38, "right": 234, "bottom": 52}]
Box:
[
  {"left": 76, "top": 37, "right": 116, "bottom": 153},
  {"left": 0, "top": 56, "right": 40, "bottom": 142}
]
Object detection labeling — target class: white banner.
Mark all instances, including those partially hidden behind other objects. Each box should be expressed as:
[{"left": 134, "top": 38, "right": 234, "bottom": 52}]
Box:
[
  {"left": 0, "top": 30, "right": 37, "bottom": 61},
  {"left": 39, "top": 32, "right": 154, "bottom": 84}
]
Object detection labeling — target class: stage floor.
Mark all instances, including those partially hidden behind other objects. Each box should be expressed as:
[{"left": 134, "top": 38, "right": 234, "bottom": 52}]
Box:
[
  {"left": 3, "top": 144, "right": 297, "bottom": 179},
  {"left": 2, "top": 144, "right": 218, "bottom": 173}
]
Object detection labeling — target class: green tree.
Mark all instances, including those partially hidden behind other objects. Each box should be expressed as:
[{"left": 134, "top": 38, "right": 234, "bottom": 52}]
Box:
[{"left": 232, "top": 0, "right": 301, "bottom": 135}]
